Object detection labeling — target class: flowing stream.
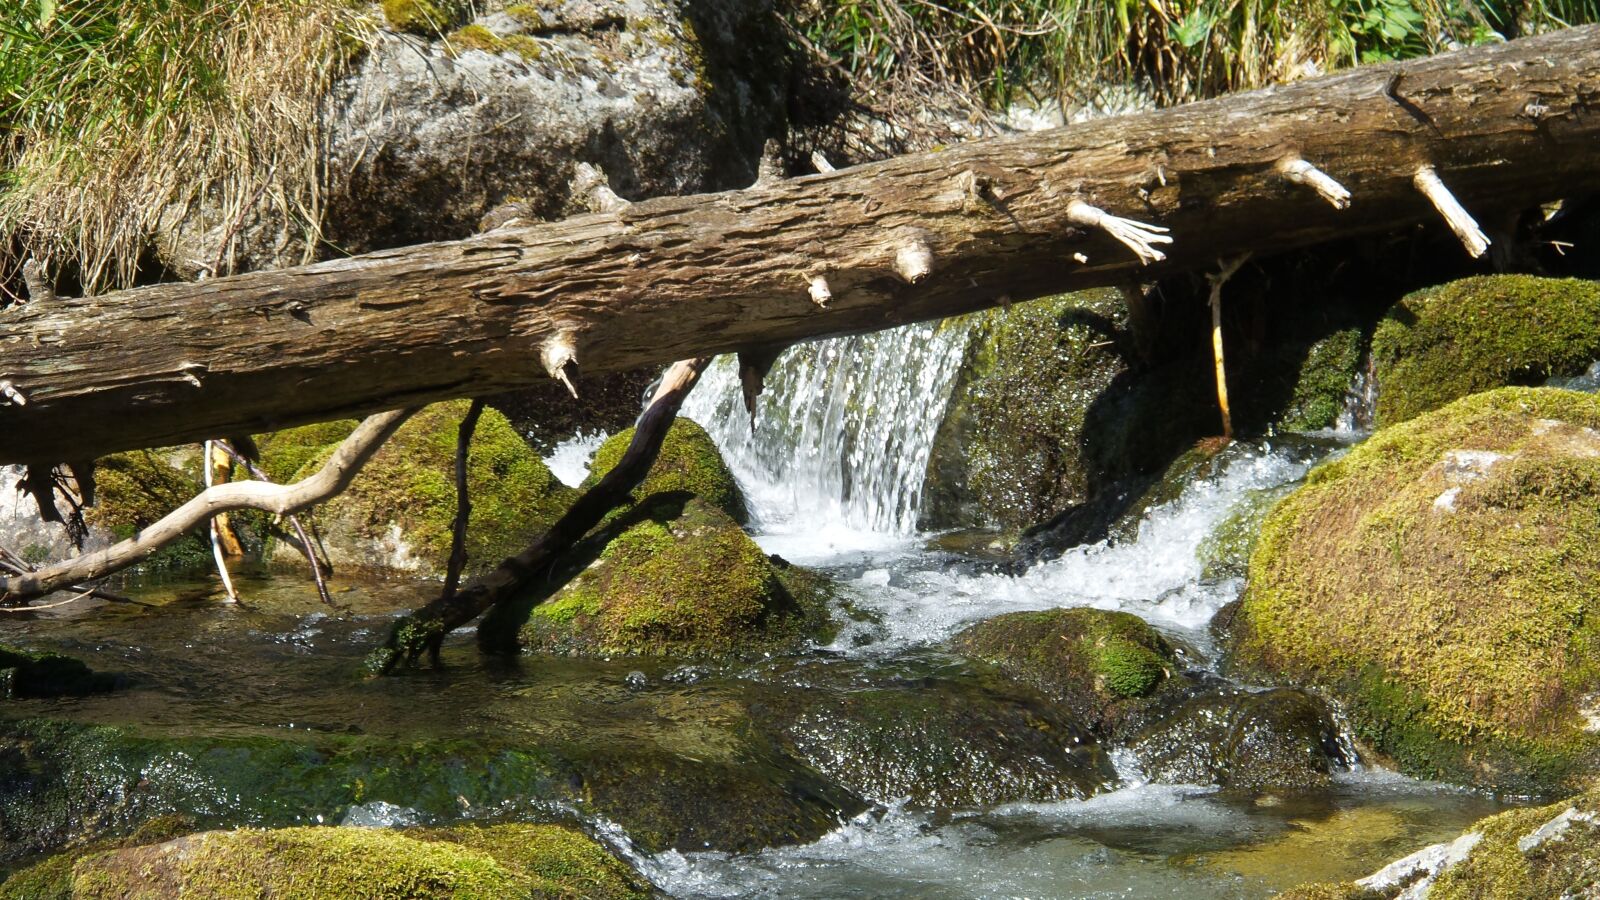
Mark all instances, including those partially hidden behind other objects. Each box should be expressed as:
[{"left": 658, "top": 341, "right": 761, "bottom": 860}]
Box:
[{"left": 0, "top": 326, "right": 1514, "bottom": 898}]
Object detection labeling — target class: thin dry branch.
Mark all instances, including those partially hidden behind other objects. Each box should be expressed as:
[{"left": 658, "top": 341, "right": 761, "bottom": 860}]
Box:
[
  {"left": 0, "top": 409, "right": 416, "bottom": 600},
  {"left": 368, "top": 358, "right": 713, "bottom": 674}
]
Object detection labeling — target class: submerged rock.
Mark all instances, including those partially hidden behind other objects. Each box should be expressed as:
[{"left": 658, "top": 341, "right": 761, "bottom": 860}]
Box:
[
  {"left": 1232, "top": 387, "right": 1600, "bottom": 795},
  {"left": 0, "top": 646, "right": 115, "bottom": 700},
  {"left": 950, "top": 608, "right": 1190, "bottom": 739},
  {"left": 264, "top": 401, "right": 573, "bottom": 578},
  {"left": 3, "top": 823, "right": 648, "bottom": 899},
  {"left": 520, "top": 495, "right": 828, "bottom": 658},
  {"left": 1127, "top": 686, "right": 1349, "bottom": 793},
  {"left": 1371, "top": 275, "right": 1600, "bottom": 427},
  {"left": 1279, "top": 786, "right": 1600, "bottom": 899}
]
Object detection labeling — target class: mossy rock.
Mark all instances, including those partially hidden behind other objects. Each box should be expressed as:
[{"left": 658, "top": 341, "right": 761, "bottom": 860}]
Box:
[
  {"left": 1127, "top": 686, "right": 1349, "bottom": 793},
  {"left": 275, "top": 401, "right": 574, "bottom": 578},
  {"left": 1279, "top": 786, "right": 1600, "bottom": 899},
  {"left": 0, "top": 645, "right": 115, "bottom": 700},
  {"left": 951, "top": 608, "right": 1188, "bottom": 739},
  {"left": 751, "top": 667, "right": 1114, "bottom": 809},
  {"left": 84, "top": 448, "right": 212, "bottom": 571},
  {"left": 521, "top": 496, "right": 826, "bottom": 658},
  {"left": 1196, "top": 482, "right": 1298, "bottom": 581},
  {"left": 582, "top": 418, "right": 746, "bottom": 524},
  {"left": 33, "top": 824, "right": 646, "bottom": 899},
  {"left": 1232, "top": 387, "right": 1600, "bottom": 795},
  {"left": 1276, "top": 327, "right": 1366, "bottom": 433},
  {"left": 255, "top": 419, "right": 358, "bottom": 484},
  {"left": 1371, "top": 275, "right": 1600, "bottom": 428},
  {"left": 381, "top": 0, "right": 471, "bottom": 36}
]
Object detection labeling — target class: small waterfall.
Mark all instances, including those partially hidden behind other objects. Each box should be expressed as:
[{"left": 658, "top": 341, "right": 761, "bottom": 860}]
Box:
[
  {"left": 1334, "top": 359, "right": 1378, "bottom": 436},
  {"left": 682, "top": 322, "right": 971, "bottom": 536}
]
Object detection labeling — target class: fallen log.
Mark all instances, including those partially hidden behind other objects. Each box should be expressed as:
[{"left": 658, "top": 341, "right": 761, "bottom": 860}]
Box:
[{"left": 3, "top": 26, "right": 1599, "bottom": 464}]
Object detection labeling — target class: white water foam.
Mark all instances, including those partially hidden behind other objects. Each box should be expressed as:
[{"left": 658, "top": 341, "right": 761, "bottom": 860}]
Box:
[
  {"left": 542, "top": 429, "right": 609, "bottom": 487},
  {"left": 826, "top": 442, "right": 1323, "bottom": 654}
]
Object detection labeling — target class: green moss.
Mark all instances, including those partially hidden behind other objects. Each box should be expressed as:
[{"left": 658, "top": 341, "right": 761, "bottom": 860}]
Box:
[
  {"left": 921, "top": 290, "right": 1134, "bottom": 531},
  {"left": 523, "top": 497, "right": 823, "bottom": 657},
  {"left": 290, "top": 401, "right": 574, "bottom": 578},
  {"left": 584, "top": 419, "right": 746, "bottom": 524},
  {"left": 85, "top": 448, "right": 212, "bottom": 570},
  {"left": 256, "top": 419, "right": 358, "bottom": 484},
  {"left": 951, "top": 607, "right": 1184, "bottom": 738},
  {"left": 1232, "top": 387, "right": 1600, "bottom": 794},
  {"left": 381, "top": 0, "right": 467, "bottom": 36},
  {"left": 504, "top": 4, "right": 550, "bottom": 30},
  {"left": 446, "top": 23, "right": 505, "bottom": 56},
  {"left": 501, "top": 34, "right": 544, "bottom": 62},
  {"left": 0, "top": 645, "right": 115, "bottom": 699},
  {"left": 1280, "top": 327, "right": 1365, "bottom": 432},
  {"left": 0, "top": 850, "right": 74, "bottom": 900},
  {"left": 1372, "top": 276, "right": 1600, "bottom": 427},
  {"left": 63, "top": 824, "right": 645, "bottom": 899},
  {"left": 1196, "top": 483, "right": 1295, "bottom": 580}
]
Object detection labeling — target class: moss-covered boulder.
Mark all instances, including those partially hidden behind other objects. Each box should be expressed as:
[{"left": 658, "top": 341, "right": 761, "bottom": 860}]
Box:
[
  {"left": 521, "top": 496, "right": 825, "bottom": 658},
  {"left": 12, "top": 824, "right": 647, "bottom": 899},
  {"left": 1127, "top": 687, "right": 1349, "bottom": 793},
  {"left": 0, "top": 646, "right": 115, "bottom": 700},
  {"left": 582, "top": 418, "right": 747, "bottom": 524},
  {"left": 951, "top": 608, "right": 1189, "bottom": 739},
  {"left": 1371, "top": 275, "right": 1600, "bottom": 427},
  {"left": 265, "top": 401, "right": 574, "bottom": 578},
  {"left": 1278, "top": 787, "right": 1600, "bottom": 900},
  {"left": 381, "top": 0, "right": 471, "bottom": 37},
  {"left": 1232, "top": 387, "right": 1600, "bottom": 795}
]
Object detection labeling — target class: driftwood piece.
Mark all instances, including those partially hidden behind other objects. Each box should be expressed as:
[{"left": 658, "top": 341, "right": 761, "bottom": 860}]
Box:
[
  {"left": 367, "top": 358, "right": 712, "bottom": 674},
  {"left": 0, "top": 410, "right": 416, "bottom": 599},
  {"left": 2, "top": 27, "right": 1599, "bottom": 464}
]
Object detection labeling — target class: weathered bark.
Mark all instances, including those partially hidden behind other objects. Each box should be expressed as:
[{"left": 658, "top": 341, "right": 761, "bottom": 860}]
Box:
[
  {"left": 366, "top": 358, "right": 712, "bottom": 674},
  {"left": 3, "top": 27, "right": 1599, "bottom": 465}
]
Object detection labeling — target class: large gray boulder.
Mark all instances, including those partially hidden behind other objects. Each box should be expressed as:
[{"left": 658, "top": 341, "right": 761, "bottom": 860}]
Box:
[{"left": 158, "top": 0, "right": 791, "bottom": 276}]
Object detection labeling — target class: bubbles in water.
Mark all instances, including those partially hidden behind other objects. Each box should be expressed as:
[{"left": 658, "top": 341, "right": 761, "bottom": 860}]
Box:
[{"left": 341, "top": 800, "right": 427, "bottom": 828}]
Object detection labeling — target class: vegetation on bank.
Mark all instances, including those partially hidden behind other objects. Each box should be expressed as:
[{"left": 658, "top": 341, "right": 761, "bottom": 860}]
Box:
[{"left": 790, "top": 0, "right": 1600, "bottom": 109}]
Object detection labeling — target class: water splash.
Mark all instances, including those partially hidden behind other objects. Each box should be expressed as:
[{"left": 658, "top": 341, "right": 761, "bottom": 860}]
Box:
[
  {"left": 542, "top": 430, "right": 609, "bottom": 488},
  {"left": 682, "top": 322, "right": 971, "bottom": 538}
]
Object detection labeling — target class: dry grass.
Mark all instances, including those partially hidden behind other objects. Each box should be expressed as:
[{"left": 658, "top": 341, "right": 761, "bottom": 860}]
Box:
[{"left": 0, "top": 0, "right": 373, "bottom": 297}]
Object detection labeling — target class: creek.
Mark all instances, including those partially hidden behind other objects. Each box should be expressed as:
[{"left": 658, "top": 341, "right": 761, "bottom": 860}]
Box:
[{"left": 0, "top": 324, "right": 1515, "bottom": 897}]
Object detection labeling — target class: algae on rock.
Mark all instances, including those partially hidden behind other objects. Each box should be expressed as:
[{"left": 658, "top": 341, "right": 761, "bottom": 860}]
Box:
[
  {"left": 1232, "top": 386, "right": 1600, "bottom": 795},
  {"left": 951, "top": 607, "right": 1188, "bottom": 739},
  {"left": 1371, "top": 275, "right": 1600, "bottom": 427}
]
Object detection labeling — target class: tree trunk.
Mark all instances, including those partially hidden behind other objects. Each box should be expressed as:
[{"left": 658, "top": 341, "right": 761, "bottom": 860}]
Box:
[{"left": 3, "top": 26, "right": 1599, "bottom": 465}]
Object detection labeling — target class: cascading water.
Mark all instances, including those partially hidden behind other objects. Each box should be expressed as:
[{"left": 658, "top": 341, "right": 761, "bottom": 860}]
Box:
[{"left": 682, "top": 322, "right": 971, "bottom": 541}]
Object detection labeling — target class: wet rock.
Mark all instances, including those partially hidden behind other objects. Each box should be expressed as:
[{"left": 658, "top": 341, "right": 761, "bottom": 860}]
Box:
[
  {"left": 1279, "top": 786, "right": 1600, "bottom": 899},
  {"left": 1371, "top": 275, "right": 1600, "bottom": 427},
  {"left": 752, "top": 665, "right": 1114, "bottom": 809},
  {"left": 518, "top": 495, "right": 830, "bottom": 658},
  {"left": 261, "top": 401, "right": 574, "bottom": 578},
  {"left": 8, "top": 823, "right": 648, "bottom": 899},
  {"left": 158, "top": 0, "right": 793, "bottom": 276},
  {"left": 1231, "top": 387, "right": 1600, "bottom": 795},
  {"left": 950, "top": 608, "right": 1190, "bottom": 740},
  {"left": 1127, "top": 687, "right": 1349, "bottom": 792},
  {"left": 0, "top": 645, "right": 116, "bottom": 700}
]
